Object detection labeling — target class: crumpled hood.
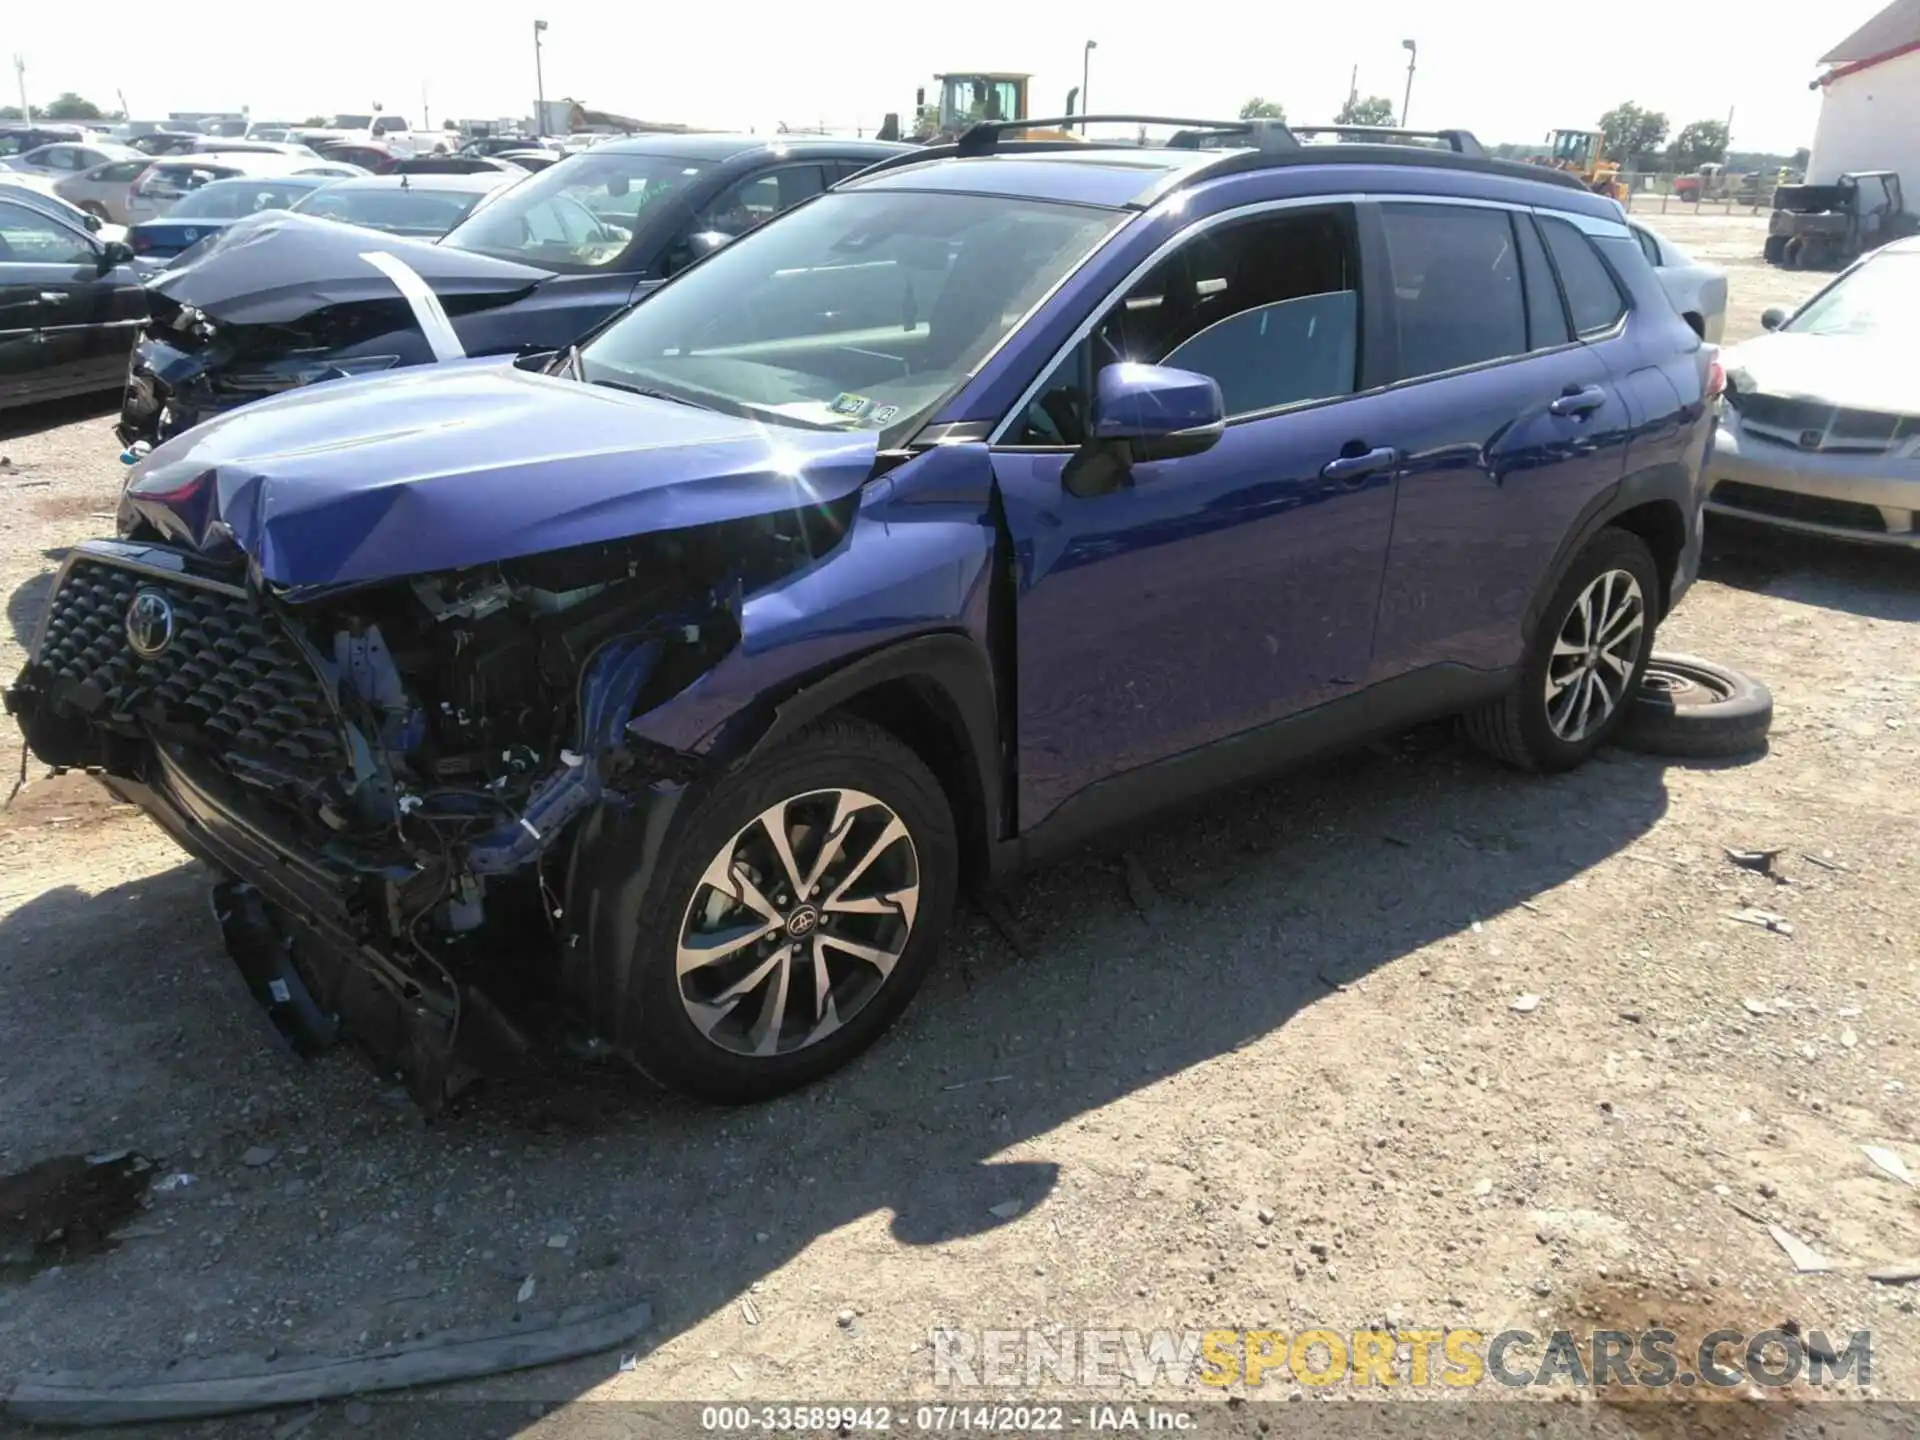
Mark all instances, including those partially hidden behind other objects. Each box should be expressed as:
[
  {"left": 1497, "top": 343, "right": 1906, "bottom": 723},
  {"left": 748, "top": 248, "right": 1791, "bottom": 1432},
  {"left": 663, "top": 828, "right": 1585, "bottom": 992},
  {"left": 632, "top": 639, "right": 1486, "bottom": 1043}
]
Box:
[
  {"left": 146, "top": 210, "right": 550, "bottom": 326},
  {"left": 122, "top": 359, "right": 879, "bottom": 590},
  {"left": 1725, "top": 332, "right": 1920, "bottom": 415}
]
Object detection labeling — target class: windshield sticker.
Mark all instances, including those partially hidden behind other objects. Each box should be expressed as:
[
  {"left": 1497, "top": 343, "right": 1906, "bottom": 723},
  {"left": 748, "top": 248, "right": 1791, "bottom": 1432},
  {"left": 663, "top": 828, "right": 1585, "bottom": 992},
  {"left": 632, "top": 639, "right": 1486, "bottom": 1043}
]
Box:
[
  {"left": 828, "top": 393, "right": 873, "bottom": 419},
  {"left": 869, "top": 404, "right": 899, "bottom": 425}
]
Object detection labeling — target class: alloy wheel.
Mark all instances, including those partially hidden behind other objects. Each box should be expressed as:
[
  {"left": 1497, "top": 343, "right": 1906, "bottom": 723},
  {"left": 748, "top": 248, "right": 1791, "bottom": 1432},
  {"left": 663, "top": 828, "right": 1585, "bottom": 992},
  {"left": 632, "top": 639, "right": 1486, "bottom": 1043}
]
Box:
[
  {"left": 675, "top": 787, "right": 920, "bottom": 1058},
  {"left": 1544, "top": 568, "right": 1646, "bottom": 744}
]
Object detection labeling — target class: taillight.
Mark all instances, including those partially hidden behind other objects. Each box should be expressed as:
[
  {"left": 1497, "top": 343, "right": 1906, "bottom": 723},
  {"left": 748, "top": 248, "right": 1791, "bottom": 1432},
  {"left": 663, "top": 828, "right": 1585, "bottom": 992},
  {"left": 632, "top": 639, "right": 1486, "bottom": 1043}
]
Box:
[
  {"left": 131, "top": 232, "right": 153, "bottom": 253},
  {"left": 1706, "top": 350, "right": 1726, "bottom": 399}
]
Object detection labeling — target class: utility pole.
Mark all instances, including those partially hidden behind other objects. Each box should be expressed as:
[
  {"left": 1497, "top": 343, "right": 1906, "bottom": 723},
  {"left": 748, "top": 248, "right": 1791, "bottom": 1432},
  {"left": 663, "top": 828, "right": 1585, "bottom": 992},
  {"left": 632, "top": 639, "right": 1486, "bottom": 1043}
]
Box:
[
  {"left": 1348, "top": 65, "right": 1358, "bottom": 111},
  {"left": 533, "top": 19, "right": 549, "bottom": 138},
  {"left": 116, "top": 87, "right": 131, "bottom": 121},
  {"left": 422, "top": 82, "right": 431, "bottom": 131},
  {"left": 1401, "top": 39, "right": 1418, "bottom": 127},
  {"left": 12, "top": 54, "right": 28, "bottom": 123}
]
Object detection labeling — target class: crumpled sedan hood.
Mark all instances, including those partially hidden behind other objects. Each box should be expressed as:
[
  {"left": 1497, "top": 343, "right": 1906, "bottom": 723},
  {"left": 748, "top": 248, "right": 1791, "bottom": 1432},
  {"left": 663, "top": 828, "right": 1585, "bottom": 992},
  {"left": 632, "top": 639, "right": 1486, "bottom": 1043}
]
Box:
[
  {"left": 146, "top": 210, "right": 551, "bottom": 326},
  {"left": 1725, "top": 332, "right": 1920, "bottom": 415},
  {"left": 122, "top": 359, "right": 879, "bottom": 590}
]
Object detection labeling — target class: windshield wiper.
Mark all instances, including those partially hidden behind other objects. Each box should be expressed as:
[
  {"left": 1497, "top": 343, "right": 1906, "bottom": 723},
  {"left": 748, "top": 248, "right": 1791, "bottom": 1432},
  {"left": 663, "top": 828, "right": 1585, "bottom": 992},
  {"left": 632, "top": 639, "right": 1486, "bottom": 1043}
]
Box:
[{"left": 586, "top": 376, "right": 708, "bottom": 409}]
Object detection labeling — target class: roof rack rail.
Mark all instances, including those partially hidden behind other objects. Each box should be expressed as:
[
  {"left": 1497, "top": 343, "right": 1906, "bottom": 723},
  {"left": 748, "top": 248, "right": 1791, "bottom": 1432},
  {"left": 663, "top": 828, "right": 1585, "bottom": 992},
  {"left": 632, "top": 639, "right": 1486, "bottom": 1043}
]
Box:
[
  {"left": 954, "top": 114, "right": 1299, "bottom": 158},
  {"left": 1284, "top": 125, "right": 1487, "bottom": 158}
]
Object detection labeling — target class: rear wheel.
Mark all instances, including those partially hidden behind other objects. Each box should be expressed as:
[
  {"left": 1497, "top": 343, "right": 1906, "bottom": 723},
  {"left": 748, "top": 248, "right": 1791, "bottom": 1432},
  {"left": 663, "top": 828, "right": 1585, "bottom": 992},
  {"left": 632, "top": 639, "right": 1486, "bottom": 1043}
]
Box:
[
  {"left": 620, "top": 717, "right": 957, "bottom": 1103},
  {"left": 1762, "top": 236, "right": 1787, "bottom": 264},
  {"left": 1463, "top": 528, "right": 1660, "bottom": 773}
]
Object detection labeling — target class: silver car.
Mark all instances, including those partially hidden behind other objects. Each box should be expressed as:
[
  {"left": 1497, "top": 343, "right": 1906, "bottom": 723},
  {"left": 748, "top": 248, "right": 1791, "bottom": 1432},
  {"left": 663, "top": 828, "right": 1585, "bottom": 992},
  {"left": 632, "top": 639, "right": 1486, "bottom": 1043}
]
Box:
[
  {"left": 1631, "top": 222, "right": 1728, "bottom": 345},
  {"left": 53, "top": 155, "right": 153, "bottom": 224},
  {"left": 1709, "top": 237, "right": 1920, "bottom": 548},
  {"left": 3, "top": 140, "right": 143, "bottom": 180}
]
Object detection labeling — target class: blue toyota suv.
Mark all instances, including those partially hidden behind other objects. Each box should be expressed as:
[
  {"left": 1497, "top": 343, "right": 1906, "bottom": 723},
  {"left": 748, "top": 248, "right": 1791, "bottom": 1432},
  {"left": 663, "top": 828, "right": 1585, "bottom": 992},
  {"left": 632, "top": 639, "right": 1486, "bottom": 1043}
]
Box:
[{"left": 8, "top": 119, "right": 1716, "bottom": 1108}]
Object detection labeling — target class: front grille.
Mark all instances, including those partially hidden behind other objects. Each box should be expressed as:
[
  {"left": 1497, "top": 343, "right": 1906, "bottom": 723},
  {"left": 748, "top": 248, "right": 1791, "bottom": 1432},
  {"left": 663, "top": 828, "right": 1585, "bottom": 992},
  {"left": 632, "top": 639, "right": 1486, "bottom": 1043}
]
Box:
[
  {"left": 32, "top": 557, "right": 345, "bottom": 770},
  {"left": 1734, "top": 393, "right": 1915, "bottom": 454},
  {"left": 1712, "top": 481, "right": 1888, "bottom": 533}
]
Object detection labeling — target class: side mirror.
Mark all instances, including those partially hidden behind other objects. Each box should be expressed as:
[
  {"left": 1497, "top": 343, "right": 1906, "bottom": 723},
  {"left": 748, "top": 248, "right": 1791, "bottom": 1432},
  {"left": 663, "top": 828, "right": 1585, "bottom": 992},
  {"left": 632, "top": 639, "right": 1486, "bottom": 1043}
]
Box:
[
  {"left": 99, "top": 238, "right": 136, "bottom": 269},
  {"left": 1091, "top": 363, "right": 1225, "bottom": 461},
  {"left": 1760, "top": 306, "right": 1787, "bottom": 331},
  {"left": 82, "top": 210, "right": 103, "bottom": 232},
  {"left": 664, "top": 228, "right": 731, "bottom": 276}
]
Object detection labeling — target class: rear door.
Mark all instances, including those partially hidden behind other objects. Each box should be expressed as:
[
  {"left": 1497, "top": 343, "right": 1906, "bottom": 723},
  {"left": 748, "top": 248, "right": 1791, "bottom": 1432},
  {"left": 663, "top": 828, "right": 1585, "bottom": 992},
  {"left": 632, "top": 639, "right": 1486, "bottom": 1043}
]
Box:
[{"left": 1366, "top": 199, "right": 1632, "bottom": 680}]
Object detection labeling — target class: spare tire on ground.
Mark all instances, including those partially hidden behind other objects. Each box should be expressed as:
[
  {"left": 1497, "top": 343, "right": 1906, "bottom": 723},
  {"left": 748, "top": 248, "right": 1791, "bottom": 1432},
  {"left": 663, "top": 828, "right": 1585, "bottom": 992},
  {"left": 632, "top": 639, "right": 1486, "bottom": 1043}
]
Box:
[{"left": 1617, "top": 653, "right": 1773, "bottom": 759}]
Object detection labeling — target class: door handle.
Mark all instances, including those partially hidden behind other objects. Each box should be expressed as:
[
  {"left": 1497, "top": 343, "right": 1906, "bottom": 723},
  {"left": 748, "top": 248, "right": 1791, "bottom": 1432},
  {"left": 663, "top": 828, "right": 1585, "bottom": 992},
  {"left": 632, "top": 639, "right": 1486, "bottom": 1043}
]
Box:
[
  {"left": 1549, "top": 385, "right": 1608, "bottom": 418},
  {"left": 38, "top": 291, "right": 69, "bottom": 305},
  {"left": 1320, "top": 445, "right": 1399, "bottom": 487}
]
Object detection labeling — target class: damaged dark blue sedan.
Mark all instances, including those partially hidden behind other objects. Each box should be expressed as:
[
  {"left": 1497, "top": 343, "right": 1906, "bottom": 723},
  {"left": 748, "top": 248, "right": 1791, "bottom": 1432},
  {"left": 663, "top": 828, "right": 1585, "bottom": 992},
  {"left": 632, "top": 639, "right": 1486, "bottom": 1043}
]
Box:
[{"left": 7, "top": 120, "right": 1714, "bottom": 1107}]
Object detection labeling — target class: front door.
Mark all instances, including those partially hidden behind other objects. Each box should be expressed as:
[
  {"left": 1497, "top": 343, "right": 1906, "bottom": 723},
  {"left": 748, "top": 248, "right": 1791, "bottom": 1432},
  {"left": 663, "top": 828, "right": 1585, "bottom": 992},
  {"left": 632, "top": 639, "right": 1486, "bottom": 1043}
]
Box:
[
  {"left": 990, "top": 204, "right": 1400, "bottom": 830},
  {"left": 0, "top": 199, "right": 121, "bottom": 401}
]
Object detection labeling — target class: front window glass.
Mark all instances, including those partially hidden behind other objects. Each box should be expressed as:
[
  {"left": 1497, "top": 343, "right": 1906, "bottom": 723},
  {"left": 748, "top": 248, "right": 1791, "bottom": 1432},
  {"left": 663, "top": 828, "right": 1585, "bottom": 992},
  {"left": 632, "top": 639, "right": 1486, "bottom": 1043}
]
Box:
[
  {"left": 0, "top": 201, "right": 92, "bottom": 263},
  {"left": 292, "top": 183, "right": 488, "bottom": 237},
  {"left": 1788, "top": 253, "right": 1920, "bottom": 337},
  {"left": 444, "top": 151, "right": 713, "bottom": 270},
  {"left": 579, "top": 190, "right": 1121, "bottom": 437}
]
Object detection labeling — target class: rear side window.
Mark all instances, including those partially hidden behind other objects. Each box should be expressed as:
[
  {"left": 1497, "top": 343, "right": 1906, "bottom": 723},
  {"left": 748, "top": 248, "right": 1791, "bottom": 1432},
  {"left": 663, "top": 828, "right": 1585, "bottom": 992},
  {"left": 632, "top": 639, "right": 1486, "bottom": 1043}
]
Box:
[
  {"left": 1380, "top": 203, "right": 1528, "bottom": 380},
  {"left": 1539, "top": 216, "right": 1628, "bottom": 336}
]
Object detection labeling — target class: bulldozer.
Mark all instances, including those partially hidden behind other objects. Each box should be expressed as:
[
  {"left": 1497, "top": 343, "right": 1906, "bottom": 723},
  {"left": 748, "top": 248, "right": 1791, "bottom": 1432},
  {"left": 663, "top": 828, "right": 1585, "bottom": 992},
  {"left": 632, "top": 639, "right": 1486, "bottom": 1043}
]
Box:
[
  {"left": 876, "top": 72, "right": 1085, "bottom": 145},
  {"left": 1533, "top": 128, "right": 1629, "bottom": 202}
]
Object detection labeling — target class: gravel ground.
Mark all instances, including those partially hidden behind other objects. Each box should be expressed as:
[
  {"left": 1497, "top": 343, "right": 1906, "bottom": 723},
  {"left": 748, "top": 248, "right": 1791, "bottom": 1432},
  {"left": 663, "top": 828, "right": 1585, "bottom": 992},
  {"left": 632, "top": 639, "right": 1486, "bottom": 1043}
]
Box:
[{"left": 0, "top": 214, "right": 1915, "bottom": 1439}]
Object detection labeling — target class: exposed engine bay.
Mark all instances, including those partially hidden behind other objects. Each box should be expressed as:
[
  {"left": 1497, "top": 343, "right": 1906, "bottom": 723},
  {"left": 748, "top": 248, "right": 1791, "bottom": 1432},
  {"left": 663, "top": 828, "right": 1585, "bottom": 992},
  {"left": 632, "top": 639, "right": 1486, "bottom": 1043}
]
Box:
[{"left": 6, "top": 503, "right": 851, "bottom": 1108}]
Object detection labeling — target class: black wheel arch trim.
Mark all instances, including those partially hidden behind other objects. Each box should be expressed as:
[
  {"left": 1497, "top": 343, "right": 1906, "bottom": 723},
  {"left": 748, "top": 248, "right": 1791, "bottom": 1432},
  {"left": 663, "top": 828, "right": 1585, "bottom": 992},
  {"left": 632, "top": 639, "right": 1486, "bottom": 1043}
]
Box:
[
  {"left": 1523, "top": 461, "right": 1697, "bottom": 642},
  {"left": 560, "top": 630, "right": 1002, "bottom": 1043}
]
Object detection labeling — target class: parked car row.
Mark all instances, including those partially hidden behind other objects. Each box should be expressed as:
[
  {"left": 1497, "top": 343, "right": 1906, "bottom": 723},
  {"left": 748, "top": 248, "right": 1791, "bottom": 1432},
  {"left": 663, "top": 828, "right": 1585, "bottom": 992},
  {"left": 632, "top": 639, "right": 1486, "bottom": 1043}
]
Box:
[{"left": 4, "top": 117, "right": 1732, "bottom": 1113}]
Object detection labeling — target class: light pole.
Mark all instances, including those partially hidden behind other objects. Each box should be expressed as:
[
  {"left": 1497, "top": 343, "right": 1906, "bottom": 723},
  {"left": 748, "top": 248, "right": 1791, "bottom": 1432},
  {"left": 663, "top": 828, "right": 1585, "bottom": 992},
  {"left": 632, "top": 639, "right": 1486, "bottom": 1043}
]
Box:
[
  {"left": 1400, "top": 39, "right": 1417, "bottom": 127},
  {"left": 1082, "top": 39, "right": 1097, "bottom": 121},
  {"left": 533, "top": 20, "right": 549, "bottom": 138}
]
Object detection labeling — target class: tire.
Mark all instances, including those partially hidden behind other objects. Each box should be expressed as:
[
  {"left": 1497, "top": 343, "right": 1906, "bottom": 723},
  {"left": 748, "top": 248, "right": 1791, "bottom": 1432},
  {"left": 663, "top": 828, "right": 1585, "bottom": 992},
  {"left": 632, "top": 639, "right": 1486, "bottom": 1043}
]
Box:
[
  {"left": 618, "top": 717, "right": 957, "bottom": 1103},
  {"left": 1616, "top": 654, "right": 1772, "bottom": 759},
  {"left": 1763, "top": 236, "right": 1787, "bottom": 265},
  {"left": 1462, "top": 528, "right": 1661, "bottom": 773}
]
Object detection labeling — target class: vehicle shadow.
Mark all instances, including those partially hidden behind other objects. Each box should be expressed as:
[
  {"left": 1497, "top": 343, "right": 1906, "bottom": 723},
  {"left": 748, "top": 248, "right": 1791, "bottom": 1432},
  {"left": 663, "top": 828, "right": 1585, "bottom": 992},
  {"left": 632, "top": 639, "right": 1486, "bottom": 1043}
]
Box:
[
  {"left": 0, "top": 393, "right": 119, "bottom": 445},
  {"left": 0, "top": 725, "right": 1675, "bottom": 1434},
  {"left": 1700, "top": 517, "right": 1920, "bottom": 623}
]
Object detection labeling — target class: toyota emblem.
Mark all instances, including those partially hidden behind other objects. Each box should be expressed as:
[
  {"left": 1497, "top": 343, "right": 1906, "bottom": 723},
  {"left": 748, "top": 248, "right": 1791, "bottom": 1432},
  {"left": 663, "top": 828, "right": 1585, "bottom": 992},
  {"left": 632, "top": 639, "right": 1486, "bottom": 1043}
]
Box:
[{"left": 125, "top": 589, "right": 177, "bottom": 659}]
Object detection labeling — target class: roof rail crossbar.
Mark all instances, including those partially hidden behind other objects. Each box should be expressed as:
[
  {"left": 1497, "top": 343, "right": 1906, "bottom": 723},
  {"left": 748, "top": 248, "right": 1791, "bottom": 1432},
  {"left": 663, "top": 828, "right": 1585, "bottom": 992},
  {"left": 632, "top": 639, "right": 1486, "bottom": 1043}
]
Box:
[
  {"left": 1284, "top": 125, "right": 1487, "bottom": 158},
  {"left": 955, "top": 114, "right": 1299, "bottom": 158}
]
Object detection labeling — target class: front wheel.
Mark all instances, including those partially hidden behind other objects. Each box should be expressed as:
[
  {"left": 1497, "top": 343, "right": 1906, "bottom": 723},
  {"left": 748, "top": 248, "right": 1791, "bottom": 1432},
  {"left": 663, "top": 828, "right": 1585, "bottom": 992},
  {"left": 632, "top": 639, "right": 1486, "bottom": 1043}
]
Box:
[
  {"left": 1463, "top": 528, "right": 1661, "bottom": 773},
  {"left": 617, "top": 717, "right": 958, "bottom": 1103},
  {"left": 1763, "top": 236, "right": 1787, "bottom": 264}
]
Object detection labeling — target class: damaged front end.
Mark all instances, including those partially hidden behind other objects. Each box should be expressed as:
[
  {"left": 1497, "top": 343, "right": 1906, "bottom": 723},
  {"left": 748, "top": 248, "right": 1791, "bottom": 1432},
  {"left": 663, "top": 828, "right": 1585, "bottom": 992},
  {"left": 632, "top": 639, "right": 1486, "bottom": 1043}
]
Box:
[
  {"left": 5, "top": 505, "right": 851, "bottom": 1109},
  {"left": 118, "top": 211, "right": 548, "bottom": 450}
]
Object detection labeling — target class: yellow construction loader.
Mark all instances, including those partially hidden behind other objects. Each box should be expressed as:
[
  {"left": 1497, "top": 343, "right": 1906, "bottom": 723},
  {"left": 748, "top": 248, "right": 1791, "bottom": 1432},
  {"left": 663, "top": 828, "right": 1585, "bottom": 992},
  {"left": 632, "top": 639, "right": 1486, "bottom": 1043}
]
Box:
[
  {"left": 1536, "top": 129, "right": 1629, "bottom": 202},
  {"left": 877, "top": 72, "right": 1085, "bottom": 145}
]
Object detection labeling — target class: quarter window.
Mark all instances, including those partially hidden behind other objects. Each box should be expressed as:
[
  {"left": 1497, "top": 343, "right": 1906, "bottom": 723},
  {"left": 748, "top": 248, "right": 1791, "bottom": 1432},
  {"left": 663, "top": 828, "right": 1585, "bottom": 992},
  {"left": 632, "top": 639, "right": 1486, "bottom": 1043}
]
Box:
[
  {"left": 1513, "top": 212, "right": 1571, "bottom": 350},
  {"left": 1539, "top": 216, "right": 1628, "bottom": 336},
  {"left": 1380, "top": 203, "right": 1528, "bottom": 380},
  {"left": 1010, "top": 207, "right": 1360, "bottom": 445}
]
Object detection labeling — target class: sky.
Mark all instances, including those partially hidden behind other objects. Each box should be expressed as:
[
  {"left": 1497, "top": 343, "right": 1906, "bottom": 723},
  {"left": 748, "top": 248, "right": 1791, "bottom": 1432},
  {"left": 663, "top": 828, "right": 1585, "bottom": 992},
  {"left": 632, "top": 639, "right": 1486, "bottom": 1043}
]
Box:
[{"left": 7, "top": 0, "right": 1874, "bottom": 155}]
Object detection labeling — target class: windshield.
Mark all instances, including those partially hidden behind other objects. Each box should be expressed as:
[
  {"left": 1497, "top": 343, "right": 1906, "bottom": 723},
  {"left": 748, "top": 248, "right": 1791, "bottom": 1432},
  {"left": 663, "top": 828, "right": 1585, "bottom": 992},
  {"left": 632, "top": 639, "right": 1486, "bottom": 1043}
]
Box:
[
  {"left": 168, "top": 178, "right": 319, "bottom": 219},
  {"left": 330, "top": 114, "right": 374, "bottom": 130},
  {"left": 1789, "top": 254, "right": 1920, "bottom": 337},
  {"left": 577, "top": 190, "right": 1122, "bottom": 437},
  {"left": 292, "top": 183, "right": 488, "bottom": 237},
  {"left": 443, "top": 150, "right": 712, "bottom": 270}
]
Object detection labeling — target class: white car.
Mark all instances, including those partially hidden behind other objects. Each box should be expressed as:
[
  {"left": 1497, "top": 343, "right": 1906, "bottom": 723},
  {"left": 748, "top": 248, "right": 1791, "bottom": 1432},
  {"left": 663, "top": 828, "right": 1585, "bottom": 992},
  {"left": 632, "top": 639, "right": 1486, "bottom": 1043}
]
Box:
[
  {"left": 290, "top": 113, "right": 440, "bottom": 158},
  {"left": 125, "top": 151, "right": 368, "bottom": 220},
  {"left": 1629, "top": 221, "right": 1728, "bottom": 344}
]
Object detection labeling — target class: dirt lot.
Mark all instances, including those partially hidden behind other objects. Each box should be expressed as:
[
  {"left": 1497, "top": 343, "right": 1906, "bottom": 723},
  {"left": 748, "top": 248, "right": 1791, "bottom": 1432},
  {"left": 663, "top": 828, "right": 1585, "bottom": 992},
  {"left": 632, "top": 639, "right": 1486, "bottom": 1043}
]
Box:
[{"left": 0, "top": 213, "right": 1915, "bottom": 1437}]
